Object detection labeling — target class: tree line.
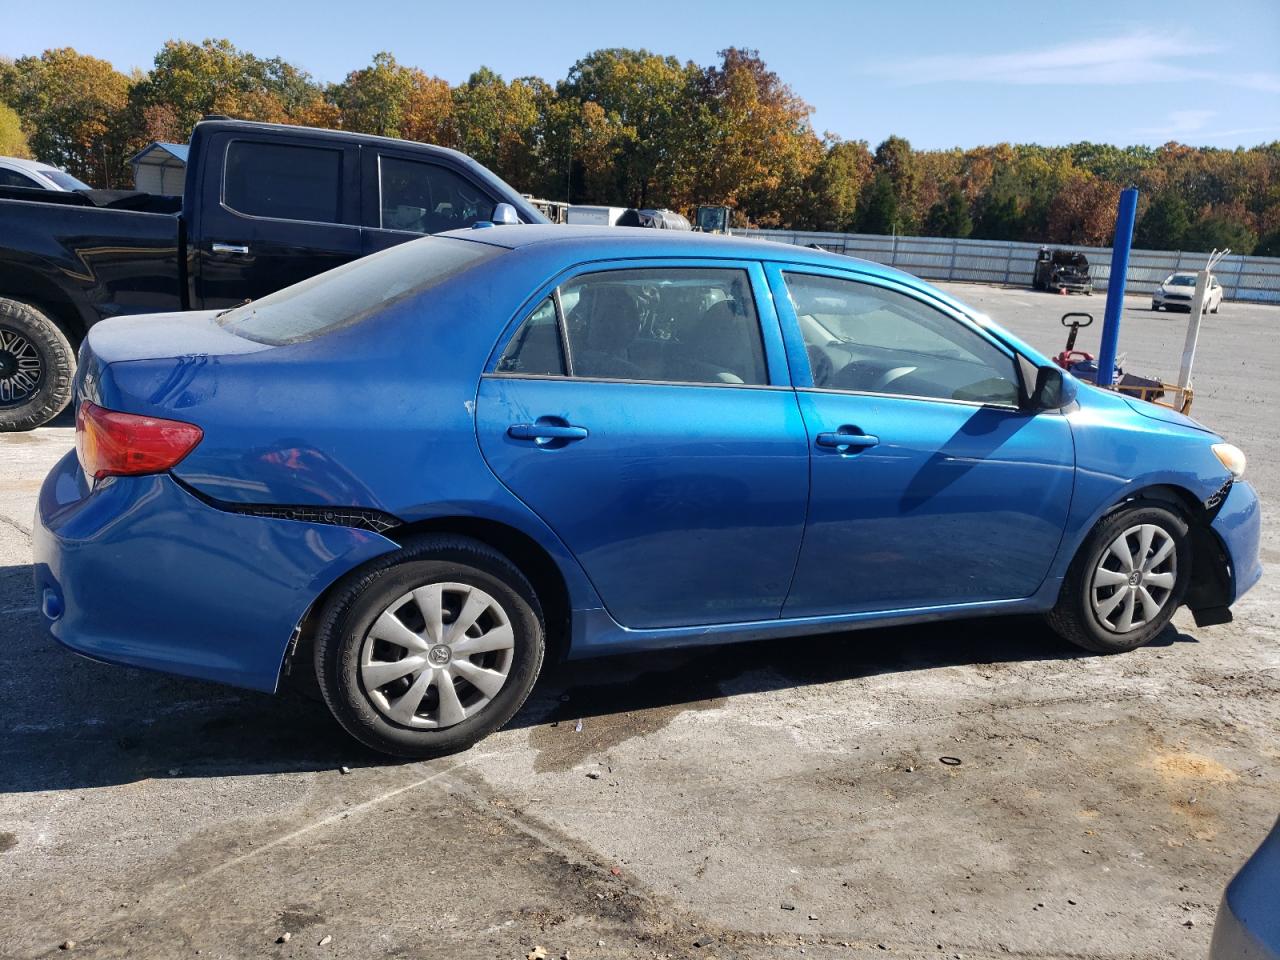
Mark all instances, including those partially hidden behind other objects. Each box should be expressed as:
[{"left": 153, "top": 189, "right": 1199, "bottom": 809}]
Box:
[{"left": 2, "top": 40, "right": 1278, "bottom": 255}]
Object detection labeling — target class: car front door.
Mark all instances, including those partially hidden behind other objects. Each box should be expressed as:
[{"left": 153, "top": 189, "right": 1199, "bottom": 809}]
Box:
[
  {"left": 475, "top": 260, "right": 810, "bottom": 629},
  {"left": 193, "top": 134, "right": 364, "bottom": 308},
  {"left": 768, "top": 265, "right": 1075, "bottom": 617}
]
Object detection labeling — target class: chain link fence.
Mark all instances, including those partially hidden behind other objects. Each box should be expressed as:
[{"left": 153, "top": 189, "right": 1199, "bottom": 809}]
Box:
[{"left": 737, "top": 230, "right": 1280, "bottom": 305}]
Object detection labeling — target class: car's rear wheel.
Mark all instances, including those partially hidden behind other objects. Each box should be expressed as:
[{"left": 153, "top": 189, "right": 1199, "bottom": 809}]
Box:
[
  {"left": 1046, "top": 503, "right": 1191, "bottom": 654},
  {"left": 0, "top": 298, "right": 75, "bottom": 432},
  {"left": 314, "top": 536, "right": 544, "bottom": 758}
]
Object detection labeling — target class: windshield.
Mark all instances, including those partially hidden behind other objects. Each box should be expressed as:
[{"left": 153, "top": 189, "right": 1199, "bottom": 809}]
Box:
[
  {"left": 43, "top": 169, "right": 91, "bottom": 190},
  {"left": 1167, "top": 274, "right": 1197, "bottom": 286},
  {"left": 217, "top": 236, "right": 502, "bottom": 345}
]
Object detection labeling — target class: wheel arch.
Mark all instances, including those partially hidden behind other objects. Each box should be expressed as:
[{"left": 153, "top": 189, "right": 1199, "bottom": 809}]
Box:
[
  {"left": 282, "top": 515, "right": 574, "bottom": 688},
  {"left": 0, "top": 263, "right": 92, "bottom": 346},
  {"left": 1084, "top": 482, "right": 1231, "bottom": 618}
]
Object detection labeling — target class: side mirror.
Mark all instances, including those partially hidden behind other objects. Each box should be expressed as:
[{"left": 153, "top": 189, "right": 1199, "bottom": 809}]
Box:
[
  {"left": 1025, "top": 364, "right": 1076, "bottom": 410},
  {"left": 491, "top": 202, "right": 520, "bottom": 225}
]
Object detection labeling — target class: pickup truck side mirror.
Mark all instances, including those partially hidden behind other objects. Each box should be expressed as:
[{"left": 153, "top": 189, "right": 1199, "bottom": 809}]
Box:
[{"left": 491, "top": 202, "right": 520, "bottom": 225}]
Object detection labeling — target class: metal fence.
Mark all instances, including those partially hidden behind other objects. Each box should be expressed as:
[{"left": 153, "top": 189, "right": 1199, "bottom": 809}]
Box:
[{"left": 737, "top": 229, "right": 1280, "bottom": 305}]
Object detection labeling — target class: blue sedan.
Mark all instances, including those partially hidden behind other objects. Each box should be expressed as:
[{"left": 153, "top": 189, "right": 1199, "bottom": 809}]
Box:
[{"left": 33, "top": 226, "right": 1262, "bottom": 757}]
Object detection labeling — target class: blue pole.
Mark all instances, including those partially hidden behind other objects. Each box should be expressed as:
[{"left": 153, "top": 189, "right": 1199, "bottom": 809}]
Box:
[{"left": 1096, "top": 186, "right": 1138, "bottom": 387}]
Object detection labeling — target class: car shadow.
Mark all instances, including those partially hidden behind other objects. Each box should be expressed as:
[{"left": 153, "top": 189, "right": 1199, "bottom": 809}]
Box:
[{"left": 0, "top": 561, "right": 1198, "bottom": 793}]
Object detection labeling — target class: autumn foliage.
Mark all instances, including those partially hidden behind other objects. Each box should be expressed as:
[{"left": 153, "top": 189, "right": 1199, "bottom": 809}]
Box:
[{"left": 2, "top": 40, "right": 1277, "bottom": 254}]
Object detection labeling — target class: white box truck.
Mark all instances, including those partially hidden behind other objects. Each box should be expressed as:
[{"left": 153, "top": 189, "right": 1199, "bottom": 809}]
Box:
[{"left": 565, "top": 205, "right": 628, "bottom": 226}]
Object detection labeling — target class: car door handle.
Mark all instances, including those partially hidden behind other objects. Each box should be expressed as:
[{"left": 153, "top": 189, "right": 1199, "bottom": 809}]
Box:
[
  {"left": 211, "top": 242, "right": 250, "bottom": 255},
  {"left": 816, "top": 430, "right": 879, "bottom": 450},
  {"left": 507, "top": 423, "right": 588, "bottom": 442}
]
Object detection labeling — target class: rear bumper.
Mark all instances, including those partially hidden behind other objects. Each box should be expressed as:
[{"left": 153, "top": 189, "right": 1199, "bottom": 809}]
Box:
[
  {"left": 1210, "top": 480, "right": 1263, "bottom": 605},
  {"left": 33, "top": 451, "right": 398, "bottom": 692}
]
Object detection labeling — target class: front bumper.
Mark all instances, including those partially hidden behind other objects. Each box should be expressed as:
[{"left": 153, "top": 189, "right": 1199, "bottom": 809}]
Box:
[
  {"left": 1210, "top": 479, "right": 1263, "bottom": 605},
  {"left": 33, "top": 451, "right": 399, "bottom": 692}
]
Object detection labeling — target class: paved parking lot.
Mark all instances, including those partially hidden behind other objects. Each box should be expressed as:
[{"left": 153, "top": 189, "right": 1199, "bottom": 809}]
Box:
[{"left": 1, "top": 284, "right": 1276, "bottom": 960}]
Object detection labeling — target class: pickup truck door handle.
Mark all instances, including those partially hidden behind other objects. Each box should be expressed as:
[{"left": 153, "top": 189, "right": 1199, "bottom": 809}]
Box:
[
  {"left": 816, "top": 429, "right": 879, "bottom": 450},
  {"left": 211, "top": 242, "right": 250, "bottom": 255},
  {"left": 507, "top": 422, "right": 588, "bottom": 442}
]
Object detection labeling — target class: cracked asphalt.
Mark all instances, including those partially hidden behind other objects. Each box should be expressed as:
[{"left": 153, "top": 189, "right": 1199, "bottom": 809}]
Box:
[{"left": 1, "top": 285, "right": 1276, "bottom": 959}]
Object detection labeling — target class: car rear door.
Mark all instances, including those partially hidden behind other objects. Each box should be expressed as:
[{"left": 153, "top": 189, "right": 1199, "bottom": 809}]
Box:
[
  {"left": 191, "top": 131, "right": 363, "bottom": 308},
  {"left": 475, "top": 259, "right": 810, "bottom": 630},
  {"left": 768, "top": 263, "right": 1075, "bottom": 617}
]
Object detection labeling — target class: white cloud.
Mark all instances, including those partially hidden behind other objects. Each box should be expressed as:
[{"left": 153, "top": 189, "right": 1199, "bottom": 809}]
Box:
[
  {"left": 1136, "top": 109, "right": 1215, "bottom": 136},
  {"left": 872, "top": 29, "right": 1280, "bottom": 93}
]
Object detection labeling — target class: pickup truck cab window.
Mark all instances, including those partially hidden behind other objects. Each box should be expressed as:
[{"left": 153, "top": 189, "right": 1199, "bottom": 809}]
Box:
[
  {"left": 785, "top": 272, "right": 1020, "bottom": 406},
  {"left": 223, "top": 141, "right": 343, "bottom": 224},
  {"left": 378, "top": 156, "right": 496, "bottom": 234}
]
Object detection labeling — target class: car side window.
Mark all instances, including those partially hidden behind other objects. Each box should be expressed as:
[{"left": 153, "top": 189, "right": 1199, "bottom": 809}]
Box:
[
  {"left": 224, "top": 141, "right": 342, "bottom": 224},
  {"left": 379, "top": 156, "right": 496, "bottom": 234},
  {"left": 785, "top": 272, "right": 1020, "bottom": 406},
  {"left": 560, "top": 268, "right": 768, "bottom": 385},
  {"left": 497, "top": 298, "right": 565, "bottom": 376},
  {"left": 0, "top": 169, "right": 40, "bottom": 188}
]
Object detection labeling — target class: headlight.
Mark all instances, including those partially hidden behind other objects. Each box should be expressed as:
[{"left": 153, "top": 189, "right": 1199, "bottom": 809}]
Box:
[{"left": 1212, "top": 442, "right": 1246, "bottom": 479}]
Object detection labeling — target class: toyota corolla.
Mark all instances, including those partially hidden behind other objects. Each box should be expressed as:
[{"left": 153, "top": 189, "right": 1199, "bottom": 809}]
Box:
[{"left": 33, "top": 226, "right": 1262, "bottom": 757}]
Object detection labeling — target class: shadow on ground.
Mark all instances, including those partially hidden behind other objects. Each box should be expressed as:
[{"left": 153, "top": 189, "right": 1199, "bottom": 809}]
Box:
[{"left": 0, "top": 560, "right": 1197, "bottom": 793}]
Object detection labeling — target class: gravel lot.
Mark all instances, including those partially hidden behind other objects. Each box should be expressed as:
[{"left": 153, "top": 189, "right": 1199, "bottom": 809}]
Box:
[{"left": 1, "top": 284, "right": 1276, "bottom": 960}]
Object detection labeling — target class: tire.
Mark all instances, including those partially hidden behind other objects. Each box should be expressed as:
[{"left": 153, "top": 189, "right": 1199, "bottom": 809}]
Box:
[
  {"left": 0, "top": 298, "right": 75, "bottom": 432},
  {"left": 314, "top": 535, "right": 545, "bottom": 758},
  {"left": 1151, "top": 303, "right": 1159, "bottom": 311},
  {"left": 1046, "top": 503, "right": 1192, "bottom": 654}
]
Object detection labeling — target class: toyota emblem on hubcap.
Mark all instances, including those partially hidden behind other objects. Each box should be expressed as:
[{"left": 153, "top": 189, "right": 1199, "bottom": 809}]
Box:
[{"left": 428, "top": 644, "right": 452, "bottom": 666}]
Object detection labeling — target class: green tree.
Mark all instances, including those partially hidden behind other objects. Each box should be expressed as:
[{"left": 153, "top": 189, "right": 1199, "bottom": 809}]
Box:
[
  {"left": 924, "top": 185, "right": 973, "bottom": 237},
  {"left": 871, "top": 135, "right": 918, "bottom": 232},
  {"left": 129, "top": 39, "right": 326, "bottom": 140},
  {"left": 2, "top": 48, "right": 131, "bottom": 186},
  {"left": 1136, "top": 192, "right": 1192, "bottom": 250},
  {"left": 0, "top": 101, "right": 31, "bottom": 157},
  {"left": 1255, "top": 229, "right": 1280, "bottom": 258},
  {"left": 1184, "top": 213, "right": 1257, "bottom": 254},
  {"left": 559, "top": 48, "right": 701, "bottom": 208},
  {"left": 694, "top": 48, "right": 822, "bottom": 224},
  {"left": 800, "top": 139, "right": 872, "bottom": 232},
  {"left": 855, "top": 171, "right": 899, "bottom": 234}
]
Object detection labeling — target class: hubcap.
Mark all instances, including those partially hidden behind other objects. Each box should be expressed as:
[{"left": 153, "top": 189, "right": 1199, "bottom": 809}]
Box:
[
  {"left": 1091, "top": 523, "right": 1178, "bottom": 634},
  {"left": 0, "top": 325, "right": 43, "bottom": 407},
  {"left": 359, "top": 582, "right": 515, "bottom": 729}
]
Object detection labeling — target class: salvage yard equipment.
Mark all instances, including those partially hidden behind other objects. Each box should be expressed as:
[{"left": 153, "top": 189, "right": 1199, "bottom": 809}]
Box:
[
  {"left": 1033, "top": 248, "right": 1093, "bottom": 295},
  {"left": 1053, "top": 311, "right": 1186, "bottom": 412}
]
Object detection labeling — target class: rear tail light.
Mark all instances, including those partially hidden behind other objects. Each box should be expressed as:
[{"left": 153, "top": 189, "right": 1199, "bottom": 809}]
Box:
[{"left": 75, "top": 401, "right": 203, "bottom": 481}]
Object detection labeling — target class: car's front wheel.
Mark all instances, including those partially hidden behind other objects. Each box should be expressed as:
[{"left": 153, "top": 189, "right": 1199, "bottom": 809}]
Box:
[
  {"left": 1046, "top": 503, "right": 1191, "bottom": 654},
  {"left": 314, "top": 536, "right": 545, "bottom": 758}
]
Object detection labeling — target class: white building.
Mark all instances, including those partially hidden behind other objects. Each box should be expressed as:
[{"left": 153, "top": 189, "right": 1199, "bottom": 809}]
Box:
[{"left": 129, "top": 142, "right": 189, "bottom": 195}]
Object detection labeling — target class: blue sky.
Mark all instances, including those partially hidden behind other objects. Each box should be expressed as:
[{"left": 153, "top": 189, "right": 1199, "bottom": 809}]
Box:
[{"left": 3, "top": 0, "right": 1278, "bottom": 149}]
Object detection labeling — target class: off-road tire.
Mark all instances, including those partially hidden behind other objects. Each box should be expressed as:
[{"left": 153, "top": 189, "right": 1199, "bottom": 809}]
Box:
[
  {"left": 314, "top": 535, "right": 545, "bottom": 758},
  {"left": 0, "top": 298, "right": 75, "bottom": 432},
  {"left": 1046, "top": 503, "right": 1192, "bottom": 654}
]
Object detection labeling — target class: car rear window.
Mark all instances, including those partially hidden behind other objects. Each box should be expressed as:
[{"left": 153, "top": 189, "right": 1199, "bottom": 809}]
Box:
[{"left": 217, "top": 236, "right": 502, "bottom": 345}]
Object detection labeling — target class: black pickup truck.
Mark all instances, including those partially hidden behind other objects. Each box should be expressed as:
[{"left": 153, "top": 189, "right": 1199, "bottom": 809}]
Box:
[{"left": 0, "top": 118, "right": 546, "bottom": 429}]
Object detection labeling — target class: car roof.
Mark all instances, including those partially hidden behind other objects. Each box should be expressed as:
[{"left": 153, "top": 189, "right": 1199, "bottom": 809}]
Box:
[
  {"left": 0, "top": 156, "right": 59, "bottom": 173},
  {"left": 443, "top": 223, "right": 910, "bottom": 279}
]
